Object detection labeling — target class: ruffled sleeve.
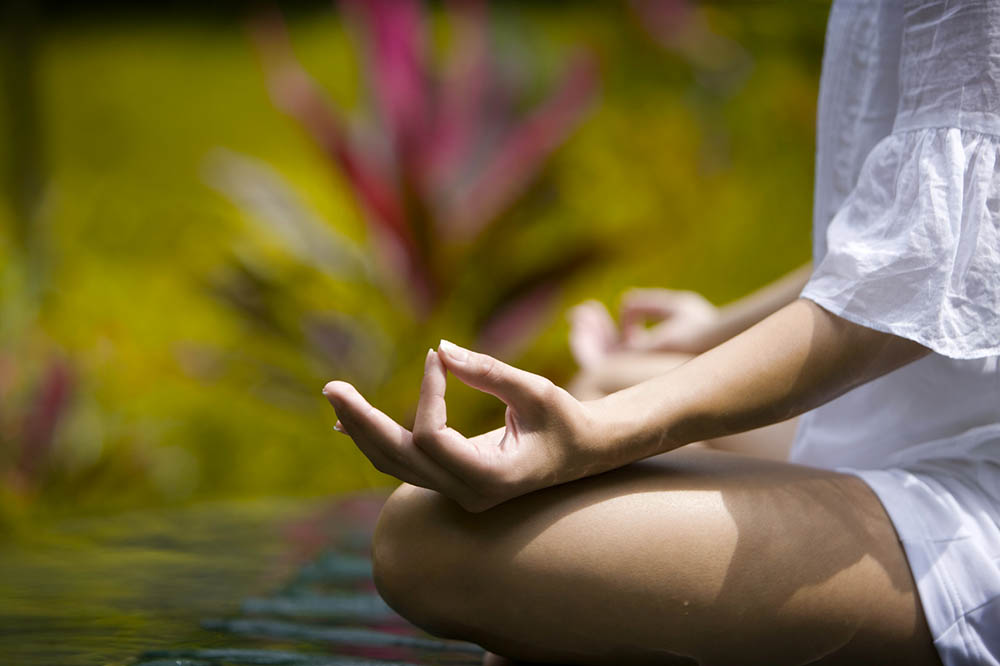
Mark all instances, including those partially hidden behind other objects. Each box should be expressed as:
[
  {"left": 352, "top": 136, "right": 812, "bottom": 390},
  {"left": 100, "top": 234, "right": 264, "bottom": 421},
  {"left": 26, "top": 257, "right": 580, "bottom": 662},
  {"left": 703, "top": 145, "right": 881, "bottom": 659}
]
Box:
[
  {"left": 802, "top": 126, "right": 1000, "bottom": 359},
  {"left": 802, "top": 1, "right": 1000, "bottom": 360}
]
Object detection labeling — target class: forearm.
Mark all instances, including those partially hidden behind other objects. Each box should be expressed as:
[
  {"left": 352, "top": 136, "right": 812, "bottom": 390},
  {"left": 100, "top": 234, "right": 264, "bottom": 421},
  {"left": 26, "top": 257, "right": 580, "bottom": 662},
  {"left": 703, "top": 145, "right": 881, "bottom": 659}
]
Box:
[
  {"left": 709, "top": 263, "right": 813, "bottom": 345},
  {"left": 589, "top": 298, "right": 928, "bottom": 463}
]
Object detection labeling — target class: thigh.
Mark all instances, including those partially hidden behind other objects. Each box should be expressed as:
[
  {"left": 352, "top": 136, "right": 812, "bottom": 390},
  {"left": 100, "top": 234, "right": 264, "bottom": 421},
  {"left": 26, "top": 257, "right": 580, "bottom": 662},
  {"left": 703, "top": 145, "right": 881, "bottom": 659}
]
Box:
[{"left": 373, "top": 449, "right": 941, "bottom": 666}]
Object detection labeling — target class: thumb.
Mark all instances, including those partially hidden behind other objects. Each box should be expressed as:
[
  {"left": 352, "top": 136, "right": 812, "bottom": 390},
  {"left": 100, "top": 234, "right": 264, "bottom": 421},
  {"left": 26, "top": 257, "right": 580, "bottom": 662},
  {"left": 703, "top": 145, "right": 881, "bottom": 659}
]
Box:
[
  {"left": 622, "top": 325, "right": 659, "bottom": 352},
  {"left": 437, "top": 340, "right": 552, "bottom": 412}
]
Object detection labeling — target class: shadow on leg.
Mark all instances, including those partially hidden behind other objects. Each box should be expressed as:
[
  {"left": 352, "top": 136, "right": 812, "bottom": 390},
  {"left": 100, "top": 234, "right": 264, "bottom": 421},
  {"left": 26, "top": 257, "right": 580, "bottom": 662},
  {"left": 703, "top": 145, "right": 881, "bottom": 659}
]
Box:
[{"left": 372, "top": 449, "right": 939, "bottom": 666}]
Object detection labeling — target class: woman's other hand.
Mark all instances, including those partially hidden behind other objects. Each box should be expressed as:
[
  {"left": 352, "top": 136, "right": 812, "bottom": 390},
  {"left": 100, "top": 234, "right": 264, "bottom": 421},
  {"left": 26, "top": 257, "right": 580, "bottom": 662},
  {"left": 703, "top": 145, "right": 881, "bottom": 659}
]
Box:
[
  {"left": 323, "top": 341, "right": 604, "bottom": 512},
  {"left": 619, "top": 288, "right": 720, "bottom": 354},
  {"left": 567, "top": 299, "right": 620, "bottom": 370},
  {"left": 567, "top": 289, "right": 722, "bottom": 365}
]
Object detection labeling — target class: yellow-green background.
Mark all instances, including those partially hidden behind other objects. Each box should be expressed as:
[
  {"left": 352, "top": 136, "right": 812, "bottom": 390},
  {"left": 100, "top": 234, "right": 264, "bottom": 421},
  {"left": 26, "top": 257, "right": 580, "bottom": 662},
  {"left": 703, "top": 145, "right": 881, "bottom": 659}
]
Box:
[{"left": 0, "top": 2, "right": 828, "bottom": 519}]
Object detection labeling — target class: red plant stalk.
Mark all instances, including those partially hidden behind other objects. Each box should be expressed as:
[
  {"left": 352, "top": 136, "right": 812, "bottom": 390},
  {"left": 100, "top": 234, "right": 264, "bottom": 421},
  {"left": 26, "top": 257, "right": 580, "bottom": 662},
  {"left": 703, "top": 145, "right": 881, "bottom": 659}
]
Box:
[
  {"left": 16, "top": 358, "right": 73, "bottom": 489},
  {"left": 248, "top": 2, "right": 600, "bottom": 325}
]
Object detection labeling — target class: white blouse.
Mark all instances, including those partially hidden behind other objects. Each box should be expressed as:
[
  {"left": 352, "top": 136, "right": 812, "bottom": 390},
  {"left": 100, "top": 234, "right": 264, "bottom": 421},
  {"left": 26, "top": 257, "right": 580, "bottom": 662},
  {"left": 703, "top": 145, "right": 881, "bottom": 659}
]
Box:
[
  {"left": 791, "top": 0, "right": 1000, "bottom": 471},
  {"left": 792, "top": 6, "right": 1000, "bottom": 661}
]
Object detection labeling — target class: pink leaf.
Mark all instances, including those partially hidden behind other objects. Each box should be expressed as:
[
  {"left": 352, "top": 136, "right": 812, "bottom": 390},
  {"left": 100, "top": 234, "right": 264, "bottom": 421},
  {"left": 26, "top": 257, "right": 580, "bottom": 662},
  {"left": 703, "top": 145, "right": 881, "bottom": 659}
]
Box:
[
  {"left": 628, "top": 0, "right": 750, "bottom": 75},
  {"left": 341, "top": 0, "right": 429, "bottom": 160},
  {"left": 475, "top": 244, "right": 602, "bottom": 359},
  {"left": 249, "top": 10, "right": 437, "bottom": 310},
  {"left": 17, "top": 358, "right": 73, "bottom": 484},
  {"left": 442, "top": 51, "right": 600, "bottom": 239},
  {"left": 248, "top": 11, "right": 412, "bottom": 251},
  {"left": 476, "top": 282, "right": 560, "bottom": 360},
  {"left": 628, "top": 0, "right": 693, "bottom": 42},
  {"left": 418, "top": 0, "right": 491, "bottom": 192}
]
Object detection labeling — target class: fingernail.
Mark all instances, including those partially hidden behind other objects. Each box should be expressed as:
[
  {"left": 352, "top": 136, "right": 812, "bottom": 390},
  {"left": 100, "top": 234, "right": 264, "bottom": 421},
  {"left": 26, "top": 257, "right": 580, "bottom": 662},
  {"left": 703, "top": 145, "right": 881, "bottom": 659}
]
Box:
[
  {"left": 439, "top": 339, "right": 469, "bottom": 363},
  {"left": 333, "top": 421, "right": 345, "bottom": 433}
]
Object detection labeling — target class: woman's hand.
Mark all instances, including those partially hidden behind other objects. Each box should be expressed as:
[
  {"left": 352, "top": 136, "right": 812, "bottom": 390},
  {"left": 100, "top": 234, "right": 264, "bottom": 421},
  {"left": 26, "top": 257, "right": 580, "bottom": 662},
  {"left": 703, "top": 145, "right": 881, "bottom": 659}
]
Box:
[
  {"left": 323, "top": 341, "right": 605, "bottom": 512},
  {"left": 619, "top": 288, "right": 721, "bottom": 354},
  {"left": 567, "top": 290, "right": 721, "bottom": 368},
  {"left": 567, "top": 300, "right": 620, "bottom": 370}
]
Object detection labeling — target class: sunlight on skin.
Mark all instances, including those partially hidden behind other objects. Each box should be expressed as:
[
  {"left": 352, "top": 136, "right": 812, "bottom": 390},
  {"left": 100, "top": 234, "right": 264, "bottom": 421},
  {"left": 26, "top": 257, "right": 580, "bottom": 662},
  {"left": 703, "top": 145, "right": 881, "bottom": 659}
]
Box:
[
  {"left": 372, "top": 451, "right": 937, "bottom": 666},
  {"left": 333, "top": 300, "right": 936, "bottom": 665},
  {"left": 775, "top": 553, "right": 901, "bottom": 663},
  {"left": 516, "top": 489, "right": 738, "bottom": 609}
]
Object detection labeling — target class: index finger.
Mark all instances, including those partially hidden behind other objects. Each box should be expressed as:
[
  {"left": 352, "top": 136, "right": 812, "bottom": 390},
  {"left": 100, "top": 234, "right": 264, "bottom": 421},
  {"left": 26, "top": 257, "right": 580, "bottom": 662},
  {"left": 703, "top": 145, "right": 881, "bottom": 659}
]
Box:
[
  {"left": 323, "top": 380, "right": 414, "bottom": 476},
  {"left": 620, "top": 290, "right": 681, "bottom": 334},
  {"left": 324, "top": 380, "right": 476, "bottom": 499}
]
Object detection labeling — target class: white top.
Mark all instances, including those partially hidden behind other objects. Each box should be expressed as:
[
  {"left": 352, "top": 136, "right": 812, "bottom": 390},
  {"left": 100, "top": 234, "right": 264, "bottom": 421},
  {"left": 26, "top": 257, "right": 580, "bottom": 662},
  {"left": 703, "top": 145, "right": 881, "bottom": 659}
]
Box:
[
  {"left": 790, "top": 0, "right": 1000, "bottom": 470},
  {"left": 791, "top": 4, "right": 1000, "bottom": 663}
]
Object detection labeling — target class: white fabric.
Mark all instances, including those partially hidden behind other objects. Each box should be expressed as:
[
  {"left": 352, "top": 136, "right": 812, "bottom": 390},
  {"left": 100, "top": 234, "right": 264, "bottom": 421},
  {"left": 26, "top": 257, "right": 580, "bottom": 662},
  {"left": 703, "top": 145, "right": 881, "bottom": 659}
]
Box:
[
  {"left": 806, "top": 128, "right": 1000, "bottom": 358},
  {"left": 850, "top": 458, "right": 1000, "bottom": 666},
  {"left": 789, "top": 1, "right": 1000, "bottom": 664}
]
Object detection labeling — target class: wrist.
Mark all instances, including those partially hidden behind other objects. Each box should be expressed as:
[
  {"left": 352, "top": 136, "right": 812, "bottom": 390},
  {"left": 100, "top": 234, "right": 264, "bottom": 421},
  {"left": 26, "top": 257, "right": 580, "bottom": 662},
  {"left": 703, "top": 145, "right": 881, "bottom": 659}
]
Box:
[{"left": 584, "top": 382, "right": 687, "bottom": 466}]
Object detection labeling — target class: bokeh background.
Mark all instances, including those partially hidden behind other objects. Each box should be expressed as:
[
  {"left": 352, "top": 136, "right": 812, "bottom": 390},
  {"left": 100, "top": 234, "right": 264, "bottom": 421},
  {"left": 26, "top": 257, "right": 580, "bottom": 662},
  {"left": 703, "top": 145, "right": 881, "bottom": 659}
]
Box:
[{"left": 0, "top": 0, "right": 828, "bottom": 522}]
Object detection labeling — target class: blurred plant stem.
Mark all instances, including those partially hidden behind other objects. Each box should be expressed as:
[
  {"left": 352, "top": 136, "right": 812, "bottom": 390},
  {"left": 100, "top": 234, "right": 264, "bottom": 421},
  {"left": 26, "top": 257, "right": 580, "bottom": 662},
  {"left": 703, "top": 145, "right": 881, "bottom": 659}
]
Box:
[
  {"left": 0, "top": 1, "right": 76, "bottom": 511},
  {"left": 3, "top": 0, "right": 46, "bottom": 307}
]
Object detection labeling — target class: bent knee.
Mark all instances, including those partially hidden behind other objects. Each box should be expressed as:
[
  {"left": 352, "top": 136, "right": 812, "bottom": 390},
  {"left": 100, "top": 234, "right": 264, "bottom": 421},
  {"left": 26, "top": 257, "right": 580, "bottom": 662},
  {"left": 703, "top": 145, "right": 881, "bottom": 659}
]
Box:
[{"left": 372, "top": 484, "right": 476, "bottom": 637}]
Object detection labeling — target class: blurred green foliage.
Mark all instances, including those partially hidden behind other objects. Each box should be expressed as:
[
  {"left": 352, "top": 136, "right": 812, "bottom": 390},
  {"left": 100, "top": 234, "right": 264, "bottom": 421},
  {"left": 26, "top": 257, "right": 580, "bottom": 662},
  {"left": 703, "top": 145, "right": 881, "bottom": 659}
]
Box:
[{"left": 0, "top": 2, "right": 828, "bottom": 518}]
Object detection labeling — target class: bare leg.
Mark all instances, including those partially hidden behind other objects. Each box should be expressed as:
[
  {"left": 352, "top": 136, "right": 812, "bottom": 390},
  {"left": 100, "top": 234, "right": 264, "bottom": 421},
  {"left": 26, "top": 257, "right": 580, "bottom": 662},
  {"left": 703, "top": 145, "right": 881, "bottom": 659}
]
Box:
[
  {"left": 569, "top": 351, "right": 799, "bottom": 461},
  {"left": 373, "top": 449, "right": 940, "bottom": 666}
]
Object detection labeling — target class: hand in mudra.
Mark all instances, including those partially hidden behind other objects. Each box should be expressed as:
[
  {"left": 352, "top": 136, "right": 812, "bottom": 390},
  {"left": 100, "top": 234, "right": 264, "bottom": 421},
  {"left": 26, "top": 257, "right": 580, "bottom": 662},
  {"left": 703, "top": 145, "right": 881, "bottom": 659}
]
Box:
[
  {"left": 323, "top": 341, "right": 600, "bottom": 512},
  {"left": 619, "top": 288, "right": 720, "bottom": 354},
  {"left": 567, "top": 289, "right": 721, "bottom": 370}
]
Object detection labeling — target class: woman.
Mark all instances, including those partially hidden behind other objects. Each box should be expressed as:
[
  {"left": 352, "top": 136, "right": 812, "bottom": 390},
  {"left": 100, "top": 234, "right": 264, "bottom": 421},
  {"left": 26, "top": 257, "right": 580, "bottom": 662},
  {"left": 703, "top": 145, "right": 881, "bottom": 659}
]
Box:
[{"left": 323, "top": 2, "right": 1000, "bottom": 664}]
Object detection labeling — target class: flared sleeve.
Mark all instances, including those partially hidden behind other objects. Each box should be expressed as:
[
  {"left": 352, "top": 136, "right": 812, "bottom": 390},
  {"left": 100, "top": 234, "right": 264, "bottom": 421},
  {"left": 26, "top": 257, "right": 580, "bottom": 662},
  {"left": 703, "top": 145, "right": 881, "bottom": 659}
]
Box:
[{"left": 801, "top": 1, "right": 1000, "bottom": 359}]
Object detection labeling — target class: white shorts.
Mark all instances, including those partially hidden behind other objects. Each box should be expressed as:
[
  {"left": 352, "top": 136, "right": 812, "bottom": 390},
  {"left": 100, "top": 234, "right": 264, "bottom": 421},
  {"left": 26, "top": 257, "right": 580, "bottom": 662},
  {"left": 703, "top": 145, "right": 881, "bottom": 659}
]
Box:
[{"left": 848, "top": 460, "right": 1000, "bottom": 666}]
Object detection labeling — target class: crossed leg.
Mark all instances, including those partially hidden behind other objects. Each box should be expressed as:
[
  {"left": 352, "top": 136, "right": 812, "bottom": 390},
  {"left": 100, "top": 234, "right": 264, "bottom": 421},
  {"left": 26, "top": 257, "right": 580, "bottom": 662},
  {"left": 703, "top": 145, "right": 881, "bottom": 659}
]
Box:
[{"left": 373, "top": 449, "right": 940, "bottom": 665}]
